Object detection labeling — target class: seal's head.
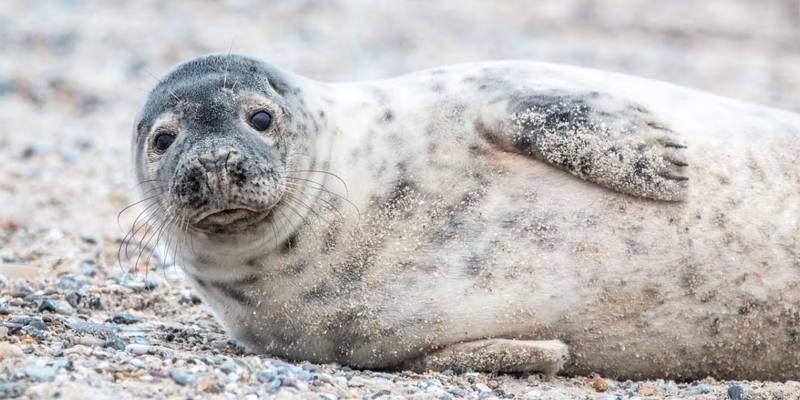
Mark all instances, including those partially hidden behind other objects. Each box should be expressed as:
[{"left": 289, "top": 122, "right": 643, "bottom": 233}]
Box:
[{"left": 133, "top": 54, "right": 309, "bottom": 235}]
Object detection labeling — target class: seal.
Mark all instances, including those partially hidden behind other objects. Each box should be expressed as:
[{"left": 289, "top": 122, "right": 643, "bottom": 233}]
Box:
[{"left": 132, "top": 54, "right": 800, "bottom": 380}]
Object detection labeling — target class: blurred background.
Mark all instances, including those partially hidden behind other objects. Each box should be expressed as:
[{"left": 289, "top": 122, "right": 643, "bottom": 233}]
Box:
[{"left": 0, "top": 0, "right": 798, "bottom": 237}]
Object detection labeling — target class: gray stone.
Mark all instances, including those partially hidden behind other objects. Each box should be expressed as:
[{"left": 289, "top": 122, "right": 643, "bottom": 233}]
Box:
[
  {"left": 169, "top": 370, "right": 196, "bottom": 386},
  {"left": 25, "top": 363, "right": 57, "bottom": 382}
]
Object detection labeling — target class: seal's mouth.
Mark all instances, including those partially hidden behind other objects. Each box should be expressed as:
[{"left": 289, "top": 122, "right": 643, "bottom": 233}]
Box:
[{"left": 194, "top": 207, "right": 272, "bottom": 232}]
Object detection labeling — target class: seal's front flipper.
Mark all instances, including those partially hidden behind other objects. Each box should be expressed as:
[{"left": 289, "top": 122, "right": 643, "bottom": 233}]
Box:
[
  {"left": 482, "top": 91, "right": 689, "bottom": 201},
  {"left": 403, "top": 339, "right": 569, "bottom": 375}
]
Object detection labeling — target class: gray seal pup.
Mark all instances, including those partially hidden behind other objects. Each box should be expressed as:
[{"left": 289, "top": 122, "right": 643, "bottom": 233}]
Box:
[{"left": 132, "top": 54, "right": 800, "bottom": 380}]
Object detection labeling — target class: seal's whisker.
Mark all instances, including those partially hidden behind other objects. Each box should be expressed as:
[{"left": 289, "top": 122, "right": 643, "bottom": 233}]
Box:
[
  {"left": 173, "top": 215, "right": 188, "bottom": 268},
  {"left": 222, "top": 39, "right": 234, "bottom": 89},
  {"left": 118, "top": 199, "right": 166, "bottom": 271},
  {"left": 173, "top": 216, "right": 190, "bottom": 276},
  {"left": 131, "top": 202, "right": 174, "bottom": 267},
  {"left": 122, "top": 200, "right": 166, "bottom": 261},
  {"left": 131, "top": 209, "right": 168, "bottom": 274},
  {"left": 268, "top": 207, "right": 280, "bottom": 250},
  {"left": 162, "top": 212, "right": 187, "bottom": 280},
  {"left": 271, "top": 205, "right": 293, "bottom": 250},
  {"left": 284, "top": 169, "right": 350, "bottom": 196},
  {"left": 160, "top": 214, "right": 181, "bottom": 277},
  {"left": 117, "top": 191, "right": 164, "bottom": 229},
  {"left": 284, "top": 176, "right": 360, "bottom": 215},
  {"left": 283, "top": 191, "right": 331, "bottom": 227},
  {"left": 134, "top": 178, "right": 165, "bottom": 187},
  {"left": 135, "top": 206, "right": 178, "bottom": 280},
  {"left": 283, "top": 181, "right": 346, "bottom": 222},
  {"left": 145, "top": 69, "right": 180, "bottom": 101},
  {"left": 278, "top": 198, "right": 321, "bottom": 241}
]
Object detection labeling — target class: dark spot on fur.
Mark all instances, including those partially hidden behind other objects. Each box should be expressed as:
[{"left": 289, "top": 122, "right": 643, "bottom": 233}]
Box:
[
  {"left": 304, "top": 283, "right": 334, "bottom": 301},
  {"left": 322, "top": 222, "right": 340, "bottom": 253},
  {"left": 680, "top": 263, "right": 702, "bottom": 294},
  {"left": 195, "top": 278, "right": 209, "bottom": 289},
  {"left": 386, "top": 179, "right": 417, "bottom": 207},
  {"left": 234, "top": 275, "right": 261, "bottom": 285},
  {"left": 468, "top": 143, "right": 485, "bottom": 156},
  {"left": 624, "top": 238, "right": 648, "bottom": 256},
  {"left": 430, "top": 208, "right": 464, "bottom": 245},
  {"left": 646, "top": 121, "right": 671, "bottom": 132},
  {"left": 381, "top": 109, "right": 394, "bottom": 123},
  {"left": 283, "top": 259, "right": 309, "bottom": 275},
  {"left": 500, "top": 211, "right": 522, "bottom": 229},
  {"left": 629, "top": 103, "right": 648, "bottom": 114},
  {"left": 464, "top": 253, "right": 485, "bottom": 276},
  {"left": 212, "top": 282, "right": 254, "bottom": 306},
  {"left": 738, "top": 298, "right": 764, "bottom": 315},
  {"left": 326, "top": 305, "right": 375, "bottom": 359},
  {"left": 710, "top": 317, "right": 721, "bottom": 335},
  {"left": 281, "top": 233, "right": 299, "bottom": 253}
]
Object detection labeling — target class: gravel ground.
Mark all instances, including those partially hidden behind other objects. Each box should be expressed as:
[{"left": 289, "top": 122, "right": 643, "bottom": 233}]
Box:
[{"left": 1, "top": 1, "right": 799, "bottom": 399}]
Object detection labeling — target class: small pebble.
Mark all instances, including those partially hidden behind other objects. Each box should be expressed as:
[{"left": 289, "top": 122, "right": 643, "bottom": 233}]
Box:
[
  {"left": 38, "top": 299, "right": 56, "bottom": 313},
  {"left": 727, "top": 384, "right": 744, "bottom": 400},
  {"left": 474, "top": 383, "right": 491, "bottom": 393},
  {"left": 0, "top": 383, "right": 25, "bottom": 399},
  {"left": 638, "top": 385, "right": 657, "bottom": 396},
  {"left": 10, "top": 286, "right": 32, "bottom": 298},
  {"left": 104, "top": 336, "right": 126, "bottom": 351},
  {"left": 126, "top": 344, "right": 154, "bottom": 355},
  {"left": 57, "top": 276, "right": 84, "bottom": 291},
  {"left": 65, "top": 292, "right": 83, "bottom": 308},
  {"left": 169, "top": 370, "right": 196, "bottom": 386},
  {"left": 25, "top": 363, "right": 57, "bottom": 382},
  {"left": 66, "top": 319, "right": 118, "bottom": 336},
  {"left": 593, "top": 377, "right": 608, "bottom": 392},
  {"left": 52, "top": 300, "right": 75, "bottom": 315},
  {"left": 690, "top": 383, "right": 711, "bottom": 395},
  {"left": 0, "top": 342, "right": 24, "bottom": 359},
  {"left": 88, "top": 297, "right": 102, "bottom": 309},
  {"left": 523, "top": 391, "right": 542, "bottom": 400},
  {"left": 111, "top": 313, "right": 140, "bottom": 325},
  {"left": 448, "top": 387, "right": 467, "bottom": 397},
  {"left": 79, "top": 235, "right": 97, "bottom": 244}
]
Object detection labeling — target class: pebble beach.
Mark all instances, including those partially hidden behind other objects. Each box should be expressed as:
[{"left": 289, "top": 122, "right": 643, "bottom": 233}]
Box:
[{"left": 1, "top": 1, "right": 799, "bottom": 399}]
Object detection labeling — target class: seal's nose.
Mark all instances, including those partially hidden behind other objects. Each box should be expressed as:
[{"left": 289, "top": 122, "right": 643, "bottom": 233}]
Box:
[{"left": 198, "top": 146, "right": 241, "bottom": 171}]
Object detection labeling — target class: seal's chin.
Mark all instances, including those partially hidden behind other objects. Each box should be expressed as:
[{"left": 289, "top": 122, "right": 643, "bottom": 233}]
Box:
[{"left": 194, "top": 207, "right": 272, "bottom": 233}]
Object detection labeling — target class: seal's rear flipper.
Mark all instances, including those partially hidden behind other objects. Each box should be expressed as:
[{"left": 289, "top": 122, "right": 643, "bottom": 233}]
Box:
[{"left": 403, "top": 339, "right": 569, "bottom": 375}]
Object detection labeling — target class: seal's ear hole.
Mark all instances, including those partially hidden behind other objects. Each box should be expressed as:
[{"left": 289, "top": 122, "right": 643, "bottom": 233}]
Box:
[
  {"left": 249, "top": 110, "right": 273, "bottom": 132},
  {"left": 153, "top": 132, "right": 176, "bottom": 154}
]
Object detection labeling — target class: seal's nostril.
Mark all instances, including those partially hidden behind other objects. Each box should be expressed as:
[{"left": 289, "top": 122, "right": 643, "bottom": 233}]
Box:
[
  {"left": 199, "top": 146, "right": 241, "bottom": 171},
  {"left": 215, "top": 146, "right": 239, "bottom": 160}
]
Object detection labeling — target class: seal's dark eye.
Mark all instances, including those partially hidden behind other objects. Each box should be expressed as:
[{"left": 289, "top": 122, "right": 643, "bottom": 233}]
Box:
[
  {"left": 249, "top": 110, "right": 273, "bottom": 131},
  {"left": 153, "top": 133, "right": 175, "bottom": 153}
]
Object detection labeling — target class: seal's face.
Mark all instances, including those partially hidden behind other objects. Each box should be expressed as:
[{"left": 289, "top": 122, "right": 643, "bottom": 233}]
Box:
[{"left": 134, "top": 55, "right": 303, "bottom": 235}]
